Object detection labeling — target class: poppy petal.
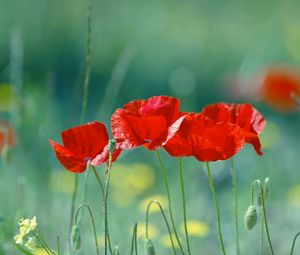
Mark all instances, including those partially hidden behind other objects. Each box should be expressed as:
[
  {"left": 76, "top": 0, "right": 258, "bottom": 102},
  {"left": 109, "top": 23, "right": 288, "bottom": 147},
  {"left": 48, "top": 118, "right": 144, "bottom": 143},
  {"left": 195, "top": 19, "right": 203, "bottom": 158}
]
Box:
[
  {"left": 91, "top": 145, "right": 122, "bottom": 166},
  {"left": 111, "top": 109, "right": 167, "bottom": 149},
  {"left": 164, "top": 113, "right": 246, "bottom": 161},
  {"left": 190, "top": 121, "right": 246, "bottom": 162},
  {"left": 201, "top": 103, "right": 266, "bottom": 155},
  {"left": 260, "top": 68, "right": 300, "bottom": 112},
  {"left": 61, "top": 122, "right": 109, "bottom": 159},
  {"left": 49, "top": 140, "right": 87, "bottom": 173},
  {"left": 0, "top": 132, "right": 4, "bottom": 154},
  {"left": 163, "top": 115, "right": 194, "bottom": 157},
  {"left": 124, "top": 96, "right": 180, "bottom": 124}
]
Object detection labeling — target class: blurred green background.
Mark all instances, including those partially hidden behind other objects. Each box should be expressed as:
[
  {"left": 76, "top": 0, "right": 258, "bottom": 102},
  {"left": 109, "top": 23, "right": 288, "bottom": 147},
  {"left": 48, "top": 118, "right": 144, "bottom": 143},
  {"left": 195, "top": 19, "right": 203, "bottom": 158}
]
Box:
[{"left": 1, "top": 0, "right": 300, "bottom": 254}]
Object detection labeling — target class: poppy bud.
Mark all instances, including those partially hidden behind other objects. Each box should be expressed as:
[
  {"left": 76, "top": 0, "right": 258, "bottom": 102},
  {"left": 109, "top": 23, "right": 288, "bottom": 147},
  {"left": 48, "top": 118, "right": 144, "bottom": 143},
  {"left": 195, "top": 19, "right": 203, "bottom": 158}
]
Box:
[
  {"left": 109, "top": 139, "right": 116, "bottom": 153},
  {"left": 245, "top": 205, "right": 257, "bottom": 230},
  {"left": 144, "top": 238, "right": 156, "bottom": 255},
  {"left": 112, "top": 245, "right": 120, "bottom": 255},
  {"left": 71, "top": 225, "right": 81, "bottom": 250}
]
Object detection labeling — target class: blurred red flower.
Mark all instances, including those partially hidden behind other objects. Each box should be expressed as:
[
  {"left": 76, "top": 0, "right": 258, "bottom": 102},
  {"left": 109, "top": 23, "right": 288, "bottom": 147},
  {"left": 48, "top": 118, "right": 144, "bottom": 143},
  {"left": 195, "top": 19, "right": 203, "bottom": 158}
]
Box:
[
  {"left": 260, "top": 68, "right": 300, "bottom": 113},
  {"left": 0, "top": 120, "right": 16, "bottom": 154},
  {"left": 111, "top": 96, "right": 182, "bottom": 150},
  {"left": 163, "top": 113, "right": 246, "bottom": 161},
  {"left": 201, "top": 103, "right": 266, "bottom": 155},
  {"left": 49, "top": 122, "right": 121, "bottom": 173}
]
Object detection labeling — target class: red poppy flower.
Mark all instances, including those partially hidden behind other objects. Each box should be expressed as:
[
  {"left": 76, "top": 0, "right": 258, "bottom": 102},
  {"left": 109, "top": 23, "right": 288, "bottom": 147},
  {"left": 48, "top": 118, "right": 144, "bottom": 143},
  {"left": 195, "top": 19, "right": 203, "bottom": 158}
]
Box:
[
  {"left": 260, "top": 68, "right": 300, "bottom": 112},
  {"left": 0, "top": 131, "right": 4, "bottom": 154},
  {"left": 49, "top": 122, "right": 121, "bottom": 173},
  {"left": 201, "top": 103, "right": 266, "bottom": 155},
  {"left": 111, "top": 96, "right": 181, "bottom": 150},
  {"left": 0, "top": 120, "right": 16, "bottom": 154},
  {"left": 163, "top": 113, "right": 246, "bottom": 161}
]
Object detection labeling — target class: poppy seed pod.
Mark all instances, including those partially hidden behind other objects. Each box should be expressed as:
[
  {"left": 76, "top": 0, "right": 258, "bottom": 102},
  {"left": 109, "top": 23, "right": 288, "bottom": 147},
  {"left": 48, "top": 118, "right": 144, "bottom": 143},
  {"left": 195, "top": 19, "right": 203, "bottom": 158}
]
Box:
[
  {"left": 144, "top": 238, "right": 156, "bottom": 255},
  {"left": 71, "top": 225, "right": 81, "bottom": 250},
  {"left": 112, "top": 245, "right": 120, "bottom": 255},
  {"left": 245, "top": 205, "right": 257, "bottom": 230}
]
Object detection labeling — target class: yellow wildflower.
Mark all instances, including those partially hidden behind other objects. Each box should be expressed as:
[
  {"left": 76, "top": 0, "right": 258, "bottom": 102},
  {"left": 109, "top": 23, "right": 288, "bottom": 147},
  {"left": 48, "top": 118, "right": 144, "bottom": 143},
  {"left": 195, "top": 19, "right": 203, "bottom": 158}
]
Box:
[
  {"left": 14, "top": 234, "right": 23, "bottom": 245},
  {"left": 180, "top": 220, "right": 209, "bottom": 237},
  {"left": 19, "top": 216, "right": 37, "bottom": 235}
]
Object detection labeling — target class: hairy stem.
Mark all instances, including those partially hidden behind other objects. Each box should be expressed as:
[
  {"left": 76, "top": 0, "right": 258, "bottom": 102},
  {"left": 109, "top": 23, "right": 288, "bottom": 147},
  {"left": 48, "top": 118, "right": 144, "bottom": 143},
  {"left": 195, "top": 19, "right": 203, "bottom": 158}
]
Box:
[
  {"left": 146, "top": 200, "right": 177, "bottom": 255},
  {"left": 104, "top": 154, "right": 113, "bottom": 255},
  {"left": 92, "top": 166, "right": 104, "bottom": 197},
  {"left": 57, "top": 236, "right": 60, "bottom": 255},
  {"left": 155, "top": 150, "right": 184, "bottom": 254},
  {"left": 179, "top": 158, "right": 191, "bottom": 255},
  {"left": 206, "top": 162, "right": 227, "bottom": 255},
  {"left": 130, "top": 223, "right": 138, "bottom": 255},
  {"left": 75, "top": 203, "right": 100, "bottom": 255},
  {"left": 230, "top": 158, "right": 240, "bottom": 255},
  {"left": 290, "top": 232, "right": 300, "bottom": 255},
  {"left": 259, "top": 182, "right": 275, "bottom": 255},
  {"left": 69, "top": 4, "right": 92, "bottom": 253}
]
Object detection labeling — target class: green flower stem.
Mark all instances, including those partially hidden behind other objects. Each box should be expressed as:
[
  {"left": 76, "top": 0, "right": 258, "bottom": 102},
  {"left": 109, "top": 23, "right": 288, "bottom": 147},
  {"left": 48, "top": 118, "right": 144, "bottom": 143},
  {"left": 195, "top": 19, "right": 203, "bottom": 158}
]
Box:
[
  {"left": 260, "top": 213, "right": 264, "bottom": 255},
  {"left": 92, "top": 165, "right": 104, "bottom": 197},
  {"left": 206, "top": 162, "right": 227, "bottom": 255},
  {"left": 57, "top": 236, "right": 61, "bottom": 255},
  {"left": 69, "top": 5, "right": 92, "bottom": 253},
  {"left": 179, "top": 158, "right": 191, "bottom": 255},
  {"left": 155, "top": 150, "right": 185, "bottom": 254},
  {"left": 130, "top": 223, "right": 138, "bottom": 255},
  {"left": 74, "top": 166, "right": 90, "bottom": 231},
  {"left": 80, "top": 3, "right": 92, "bottom": 124},
  {"left": 93, "top": 165, "right": 112, "bottom": 253},
  {"left": 69, "top": 174, "right": 79, "bottom": 252},
  {"left": 146, "top": 200, "right": 177, "bottom": 255},
  {"left": 290, "top": 232, "right": 300, "bottom": 255},
  {"left": 259, "top": 181, "right": 275, "bottom": 255},
  {"left": 230, "top": 158, "right": 240, "bottom": 255},
  {"left": 75, "top": 203, "right": 100, "bottom": 255},
  {"left": 104, "top": 153, "right": 113, "bottom": 255}
]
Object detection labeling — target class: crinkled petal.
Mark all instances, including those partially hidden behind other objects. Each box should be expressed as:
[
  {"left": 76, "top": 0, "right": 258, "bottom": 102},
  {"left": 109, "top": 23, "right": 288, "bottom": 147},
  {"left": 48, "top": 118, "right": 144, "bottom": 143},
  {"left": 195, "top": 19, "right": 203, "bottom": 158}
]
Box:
[
  {"left": 202, "top": 103, "right": 266, "bottom": 155},
  {"left": 124, "top": 96, "right": 180, "bottom": 124},
  {"left": 111, "top": 109, "right": 168, "bottom": 150},
  {"left": 61, "top": 121, "right": 109, "bottom": 159},
  {"left": 163, "top": 115, "right": 194, "bottom": 157},
  {"left": 91, "top": 145, "right": 122, "bottom": 166},
  {"left": 164, "top": 113, "right": 246, "bottom": 161},
  {"left": 111, "top": 96, "right": 181, "bottom": 150},
  {"left": 49, "top": 140, "right": 86, "bottom": 173},
  {"left": 190, "top": 121, "right": 246, "bottom": 162}
]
